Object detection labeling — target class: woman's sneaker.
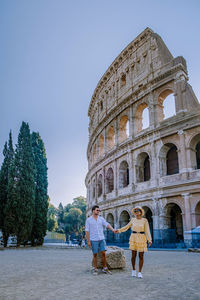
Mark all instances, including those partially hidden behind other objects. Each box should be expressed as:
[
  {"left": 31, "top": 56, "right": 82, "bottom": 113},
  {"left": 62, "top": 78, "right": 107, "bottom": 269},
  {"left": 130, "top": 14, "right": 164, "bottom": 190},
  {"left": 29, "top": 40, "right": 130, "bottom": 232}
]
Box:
[
  {"left": 102, "top": 267, "right": 112, "bottom": 275},
  {"left": 137, "top": 272, "right": 143, "bottom": 278},
  {"left": 131, "top": 270, "right": 137, "bottom": 277},
  {"left": 93, "top": 269, "right": 98, "bottom": 275}
]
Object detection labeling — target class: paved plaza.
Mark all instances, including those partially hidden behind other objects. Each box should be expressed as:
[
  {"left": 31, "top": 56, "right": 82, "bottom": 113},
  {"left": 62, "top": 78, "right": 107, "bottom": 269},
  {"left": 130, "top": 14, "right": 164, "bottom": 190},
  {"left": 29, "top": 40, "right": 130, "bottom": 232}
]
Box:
[{"left": 0, "top": 247, "right": 200, "bottom": 300}]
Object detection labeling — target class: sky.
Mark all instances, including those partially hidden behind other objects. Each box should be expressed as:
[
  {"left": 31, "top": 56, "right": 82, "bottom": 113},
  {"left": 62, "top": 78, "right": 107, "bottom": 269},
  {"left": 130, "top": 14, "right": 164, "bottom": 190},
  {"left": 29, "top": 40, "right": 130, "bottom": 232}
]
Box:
[{"left": 0, "top": 0, "right": 200, "bottom": 207}]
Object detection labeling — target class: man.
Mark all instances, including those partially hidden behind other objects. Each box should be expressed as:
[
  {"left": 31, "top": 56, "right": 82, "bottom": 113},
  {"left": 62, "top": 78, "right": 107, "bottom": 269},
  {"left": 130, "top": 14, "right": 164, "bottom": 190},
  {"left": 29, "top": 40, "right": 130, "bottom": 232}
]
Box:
[{"left": 85, "top": 205, "right": 116, "bottom": 275}]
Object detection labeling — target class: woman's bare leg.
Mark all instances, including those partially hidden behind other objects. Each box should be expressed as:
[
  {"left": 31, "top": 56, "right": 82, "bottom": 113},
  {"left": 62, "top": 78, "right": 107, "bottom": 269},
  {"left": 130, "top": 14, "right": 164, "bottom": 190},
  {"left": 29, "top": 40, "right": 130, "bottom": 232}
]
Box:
[
  {"left": 131, "top": 250, "right": 137, "bottom": 270},
  {"left": 139, "top": 252, "right": 144, "bottom": 272}
]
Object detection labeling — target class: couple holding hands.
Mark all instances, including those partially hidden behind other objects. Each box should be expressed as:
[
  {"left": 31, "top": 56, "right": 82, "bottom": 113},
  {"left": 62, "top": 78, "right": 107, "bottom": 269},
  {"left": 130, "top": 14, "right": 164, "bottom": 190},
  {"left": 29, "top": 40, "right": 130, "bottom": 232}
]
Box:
[{"left": 85, "top": 205, "right": 152, "bottom": 278}]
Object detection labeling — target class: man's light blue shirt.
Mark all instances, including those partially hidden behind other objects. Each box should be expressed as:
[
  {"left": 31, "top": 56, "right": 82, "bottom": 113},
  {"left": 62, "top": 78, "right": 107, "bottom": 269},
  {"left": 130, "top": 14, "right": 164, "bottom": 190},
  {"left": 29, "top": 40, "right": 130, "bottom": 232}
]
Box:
[{"left": 85, "top": 216, "right": 109, "bottom": 241}]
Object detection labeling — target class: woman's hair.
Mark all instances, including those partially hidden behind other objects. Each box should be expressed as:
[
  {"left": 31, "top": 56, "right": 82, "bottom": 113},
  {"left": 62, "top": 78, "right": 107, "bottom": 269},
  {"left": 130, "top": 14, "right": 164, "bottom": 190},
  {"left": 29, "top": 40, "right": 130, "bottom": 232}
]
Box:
[{"left": 92, "top": 205, "right": 99, "bottom": 212}]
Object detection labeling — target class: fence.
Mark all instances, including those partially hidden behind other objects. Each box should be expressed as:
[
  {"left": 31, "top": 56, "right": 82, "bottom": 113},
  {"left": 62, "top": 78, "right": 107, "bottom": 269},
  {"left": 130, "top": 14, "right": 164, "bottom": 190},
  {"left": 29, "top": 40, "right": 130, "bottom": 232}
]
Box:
[{"left": 104, "top": 229, "right": 187, "bottom": 249}]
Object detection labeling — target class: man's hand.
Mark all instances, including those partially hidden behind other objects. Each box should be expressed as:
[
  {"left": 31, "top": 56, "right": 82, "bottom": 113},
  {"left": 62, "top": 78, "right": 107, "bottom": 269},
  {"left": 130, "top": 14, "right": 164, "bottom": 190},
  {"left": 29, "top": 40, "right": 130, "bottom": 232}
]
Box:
[
  {"left": 114, "top": 229, "right": 118, "bottom": 234},
  {"left": 87, "top": 240, "right": 91, "bottom": 248}
]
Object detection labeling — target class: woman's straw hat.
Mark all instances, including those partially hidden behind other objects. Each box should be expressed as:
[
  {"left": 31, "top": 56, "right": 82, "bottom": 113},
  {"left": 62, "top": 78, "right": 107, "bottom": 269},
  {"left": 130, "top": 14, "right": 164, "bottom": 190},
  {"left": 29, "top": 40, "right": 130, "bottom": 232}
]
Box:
[{"left": 131, "top": 206, "right": 145, "bottom": 216}]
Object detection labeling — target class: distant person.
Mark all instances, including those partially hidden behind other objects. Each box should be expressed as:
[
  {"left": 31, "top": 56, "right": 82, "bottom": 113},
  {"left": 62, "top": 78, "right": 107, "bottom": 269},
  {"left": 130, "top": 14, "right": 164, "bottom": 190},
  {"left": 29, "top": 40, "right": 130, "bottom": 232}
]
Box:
[
  {"left": 81, "top": 237, "right": 86, "bottom": 248},
  {"left": 85, "top": 205, "right": 117, "bottom": 275},
  {"left": 116, "top": 206, "right": 152, "bottom": 278}
]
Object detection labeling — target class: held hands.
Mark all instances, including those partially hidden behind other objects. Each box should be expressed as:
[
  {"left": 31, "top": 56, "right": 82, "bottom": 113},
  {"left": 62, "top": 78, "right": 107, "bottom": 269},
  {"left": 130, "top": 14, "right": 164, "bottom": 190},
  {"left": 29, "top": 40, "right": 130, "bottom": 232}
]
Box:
[{"left": 113, "top": 229, "right": 119, "bottom": 234}]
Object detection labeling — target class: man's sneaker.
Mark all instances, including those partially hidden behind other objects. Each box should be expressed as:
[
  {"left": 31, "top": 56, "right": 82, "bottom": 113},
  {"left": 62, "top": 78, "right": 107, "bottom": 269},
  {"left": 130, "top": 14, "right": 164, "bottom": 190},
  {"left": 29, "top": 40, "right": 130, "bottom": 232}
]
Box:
[
  {"left": 102, "top": 267, "right": 112, "bottom": 275},
  {"left": 131, "top": 270, "right": 136, "bottom": 277},
  {"left": 137, "top": 272, "right": 143, "bottom": 278},
  {"left": 93, "top": 269, "right": 98, "bottom": 275}
]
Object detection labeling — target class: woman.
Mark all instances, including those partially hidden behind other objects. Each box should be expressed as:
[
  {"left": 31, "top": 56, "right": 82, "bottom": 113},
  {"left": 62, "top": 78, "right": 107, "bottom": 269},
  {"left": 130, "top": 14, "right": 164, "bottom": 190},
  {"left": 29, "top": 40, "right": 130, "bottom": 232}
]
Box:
[{"left": 117, "top": 206, "right": 152, "bottom": 278}]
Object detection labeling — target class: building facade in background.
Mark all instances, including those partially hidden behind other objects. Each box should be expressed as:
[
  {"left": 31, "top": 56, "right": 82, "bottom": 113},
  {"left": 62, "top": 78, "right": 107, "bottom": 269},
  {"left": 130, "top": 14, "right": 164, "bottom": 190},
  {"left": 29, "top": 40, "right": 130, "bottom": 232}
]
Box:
[{"left": 85, "top": 28, "right": 200, "bottom": 246}]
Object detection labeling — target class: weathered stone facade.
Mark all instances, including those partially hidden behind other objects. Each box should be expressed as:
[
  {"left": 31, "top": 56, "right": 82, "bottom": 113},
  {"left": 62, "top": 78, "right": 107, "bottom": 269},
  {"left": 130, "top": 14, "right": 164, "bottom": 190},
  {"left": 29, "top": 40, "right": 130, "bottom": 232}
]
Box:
[{"left": 85, "top": 28, "right": 200, "bottom": 246}]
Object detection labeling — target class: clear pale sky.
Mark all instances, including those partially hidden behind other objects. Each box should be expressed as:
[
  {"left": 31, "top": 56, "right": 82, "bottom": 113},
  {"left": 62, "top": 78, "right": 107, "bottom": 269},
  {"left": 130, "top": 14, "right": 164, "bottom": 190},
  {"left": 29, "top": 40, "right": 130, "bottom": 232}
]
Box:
[{"left": 0, "top": 0, "right": 200, "bottom": 207}]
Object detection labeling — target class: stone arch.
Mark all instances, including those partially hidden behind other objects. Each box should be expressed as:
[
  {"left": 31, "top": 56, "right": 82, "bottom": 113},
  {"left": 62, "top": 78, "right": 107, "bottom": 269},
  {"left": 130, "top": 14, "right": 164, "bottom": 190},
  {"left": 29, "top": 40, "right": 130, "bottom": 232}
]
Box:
[
  {"left": 119, "top": 210, "right": 130, "bottom": 227},
  {"left": 163, "top": 203, "right": 183, "bottom": 242},
  {"left": 135, "top": 102, "right": 149, "bottom": 133},
  {"left": 97, "top": 174, "right": 103, "bottom": 197},
  {"left": 188, "top": 133, "right": 200, "bottom": 169},
  {"left": 158, "top": 89, "right": 176, "bottom": 121},
  {"left": 119, "top": 115, "right": 129, "bottom": 143},
  {"left": 136, "top": 152, "right": 151, "bottom": 182},
  {"left": 195, "top": 201, "right": 200, "bottom": 227},
  {"left": 107, "top": 126, "right": 115, "bottom": 150},
  {"left": 119, "top": 160, "right": 129, "bottom": 188},
  {"left": 106, "top": 213, "right": 114, "bottom": 227},
  {"left": 105, "top": 167, "right": 114, "bottom": 194},
  {"left": 99, "top": 135, "right": 104, "bottom": 157},
  {"left": 159, "top": 143, "right": 179, "bottom": 176},
  {"left": 143, "top": 205, "right": 153, "bottom": 238}
]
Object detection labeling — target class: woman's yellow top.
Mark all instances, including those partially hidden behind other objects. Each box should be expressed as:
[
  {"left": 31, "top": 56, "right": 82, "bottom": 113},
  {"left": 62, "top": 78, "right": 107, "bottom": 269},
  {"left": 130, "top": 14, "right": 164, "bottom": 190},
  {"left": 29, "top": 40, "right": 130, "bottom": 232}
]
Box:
[{"left": 118, "top": 217, "right": 152, "bottom": 242}]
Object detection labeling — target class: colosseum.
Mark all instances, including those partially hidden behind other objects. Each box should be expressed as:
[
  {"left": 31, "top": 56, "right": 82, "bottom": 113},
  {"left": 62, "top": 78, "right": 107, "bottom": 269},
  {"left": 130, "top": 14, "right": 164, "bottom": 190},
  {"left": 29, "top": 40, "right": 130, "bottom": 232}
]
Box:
[{"left": 85, "top": 28, "right": 200, "bottom": 247}]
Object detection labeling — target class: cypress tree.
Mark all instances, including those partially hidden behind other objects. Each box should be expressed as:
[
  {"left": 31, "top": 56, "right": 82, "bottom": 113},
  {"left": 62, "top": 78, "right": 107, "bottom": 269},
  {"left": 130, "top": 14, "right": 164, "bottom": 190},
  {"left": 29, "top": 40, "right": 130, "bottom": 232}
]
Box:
[
  {"left": 5, "top": 122, "right": 36, "bottom": 246},
  {"left": 31, "top": 132, "right": 48, "bottom": 246},
  {"left": 0, "top": 131, "right": 14, "bottom": 246}
]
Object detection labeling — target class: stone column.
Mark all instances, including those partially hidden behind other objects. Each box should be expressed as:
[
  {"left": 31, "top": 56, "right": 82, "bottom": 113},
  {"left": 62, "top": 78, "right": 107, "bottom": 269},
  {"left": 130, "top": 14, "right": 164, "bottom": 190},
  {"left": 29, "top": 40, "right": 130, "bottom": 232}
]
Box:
[
  {"left": 104, "top": 127, "right": 107, "bottom": 153},
  {"left": 114, "top": 117, "right": 119, "bottom": 146},
  {"left": 174, "top": 74, "right": 187, "bottom": 113},
  {"left": 129, "top": 104, "right": 134, "bottom": 138},
  {"left": 182, "top": 193, "right": 192, "bottom": 247},
  {"left": 178, "top": 130, "right": 188, "bottom": 173},
  {"left": 182, "top": 193, "right": 192, "bottom": 231}
]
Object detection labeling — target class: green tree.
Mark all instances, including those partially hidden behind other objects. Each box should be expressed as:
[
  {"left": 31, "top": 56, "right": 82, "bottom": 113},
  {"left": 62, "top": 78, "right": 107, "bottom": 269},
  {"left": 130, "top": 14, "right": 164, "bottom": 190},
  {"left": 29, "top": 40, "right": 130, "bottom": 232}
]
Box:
[
  {"left": 47, "top": 202, "right": 58, "bottom": 232},
  {"left": 64, "top": 207, "right": 82, "bottom": 234},
  {"left": 47, "top": 215, "right": 58, "bottom": 232},
  {"left": 0, "top": 132, "right": 14, "bottom": 246},
  {"left": 4, "top": 122, "right": 36, "bottom": 246},
  {"left": 57, "top": 202, "right": 64, "bottom": 225},
  {"left": 31, "top": 132, "right": 48, "bottom": 246}
]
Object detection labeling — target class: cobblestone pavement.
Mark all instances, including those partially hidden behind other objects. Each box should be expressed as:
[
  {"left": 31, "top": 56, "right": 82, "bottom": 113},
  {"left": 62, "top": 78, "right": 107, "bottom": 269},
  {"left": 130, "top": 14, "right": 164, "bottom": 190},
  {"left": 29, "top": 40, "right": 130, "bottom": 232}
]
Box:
[{"left": 0, "top": 247, "right": 200, "bottom": 300}]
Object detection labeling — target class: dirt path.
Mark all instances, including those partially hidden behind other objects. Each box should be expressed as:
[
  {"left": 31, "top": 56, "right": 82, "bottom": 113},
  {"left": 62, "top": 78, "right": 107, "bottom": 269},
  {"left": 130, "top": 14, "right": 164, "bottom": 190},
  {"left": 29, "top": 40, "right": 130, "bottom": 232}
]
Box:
[{"left": 0, "top": 247, "right": 200, "bottom": 300}]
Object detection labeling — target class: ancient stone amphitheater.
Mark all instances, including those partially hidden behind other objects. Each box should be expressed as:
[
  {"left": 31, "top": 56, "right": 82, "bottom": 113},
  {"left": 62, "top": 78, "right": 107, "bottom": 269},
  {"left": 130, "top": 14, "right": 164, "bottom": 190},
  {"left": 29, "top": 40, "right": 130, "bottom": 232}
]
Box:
[{"left": 85, "top": 28, "right": 200, "bottom": 246}]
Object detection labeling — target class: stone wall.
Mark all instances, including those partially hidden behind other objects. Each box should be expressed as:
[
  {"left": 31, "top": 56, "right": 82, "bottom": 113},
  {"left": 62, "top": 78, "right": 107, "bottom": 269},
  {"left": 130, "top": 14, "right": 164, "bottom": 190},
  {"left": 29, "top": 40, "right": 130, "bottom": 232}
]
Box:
[{"left": 85, "top": 28, "right": 200, "bottom": 246}]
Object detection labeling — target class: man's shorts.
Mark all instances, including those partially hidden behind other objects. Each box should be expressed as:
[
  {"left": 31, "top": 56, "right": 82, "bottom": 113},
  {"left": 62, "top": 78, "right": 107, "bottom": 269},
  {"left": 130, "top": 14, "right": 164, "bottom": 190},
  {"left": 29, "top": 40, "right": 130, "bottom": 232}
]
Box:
[{"left": 91, "top": 240, "right": 107, "bottom": 254}]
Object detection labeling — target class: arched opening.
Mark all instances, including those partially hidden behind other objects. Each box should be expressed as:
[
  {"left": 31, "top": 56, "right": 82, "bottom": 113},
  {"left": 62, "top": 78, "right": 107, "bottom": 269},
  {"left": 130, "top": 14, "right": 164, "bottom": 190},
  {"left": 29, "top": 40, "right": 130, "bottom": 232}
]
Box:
[
  {"left": 106, "top": 213, "right": 114, "bottom": 227},
  {"left": 158, "top": 89, "right": 176, "bottom": 121},
  {"left": 189, "top": 134, "right": 200, "bottom": 169},
  {"left": 107, "top": 126, "right": 115, "bottom": 150},
  {"left": 142, "top": 107, "right": 149, "bottom": 129},
  {"left": 167, "top": 145, "right": 179, "bottom": 175},
  {"left": 97, "top": 174, "right": 103, "bottom": 197},
  {"left": 136, "top": 152, "right": 151, "bottom": 182},
  {"left": 196, "top": 142, "right": 200, "bottom": 169},
  {"left": 119, "top": 115, "right": 129, "bottom": 143},
  {"left": 99, "top": 135, "right": 104, "bottom": 157},
  {"left": 119, "top": 210, "right": 130, "bottom": 227},
  {"left": 106, "top": 213, "right": 114, "bottom": 242},
  {"left": 135, "top": 103, "right": 149, "bottom": 133},
  {"left": 105, "top": 168, "right": 114, "bottom": 194},
  {"left": 119, "top": 160, "right": 129, "bottom": 188},
  {"left": 195, "top": 201, "right": 200, "bottom": 226},
  {"left": 159, "top": 143, "right": 179, "bottom": 176},
  {"left": 165, "top": 203, "right": 183, "bottom": 243},
  {"left": 143, "top": 206, "right": 153, "bottom": 239},
  {"left": 119, "top": 210, "right": 131, "bottom": 244}
]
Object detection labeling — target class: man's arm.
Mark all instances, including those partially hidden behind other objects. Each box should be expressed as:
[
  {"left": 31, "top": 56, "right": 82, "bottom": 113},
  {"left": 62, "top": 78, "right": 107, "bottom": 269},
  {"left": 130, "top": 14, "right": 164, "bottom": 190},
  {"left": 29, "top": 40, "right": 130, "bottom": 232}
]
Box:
[
  {"left": 85, "top": 231, "right": 91, "bottom": 247},
  {"left": 107, "top": 223, "right": 117, "bottom": 233}
]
